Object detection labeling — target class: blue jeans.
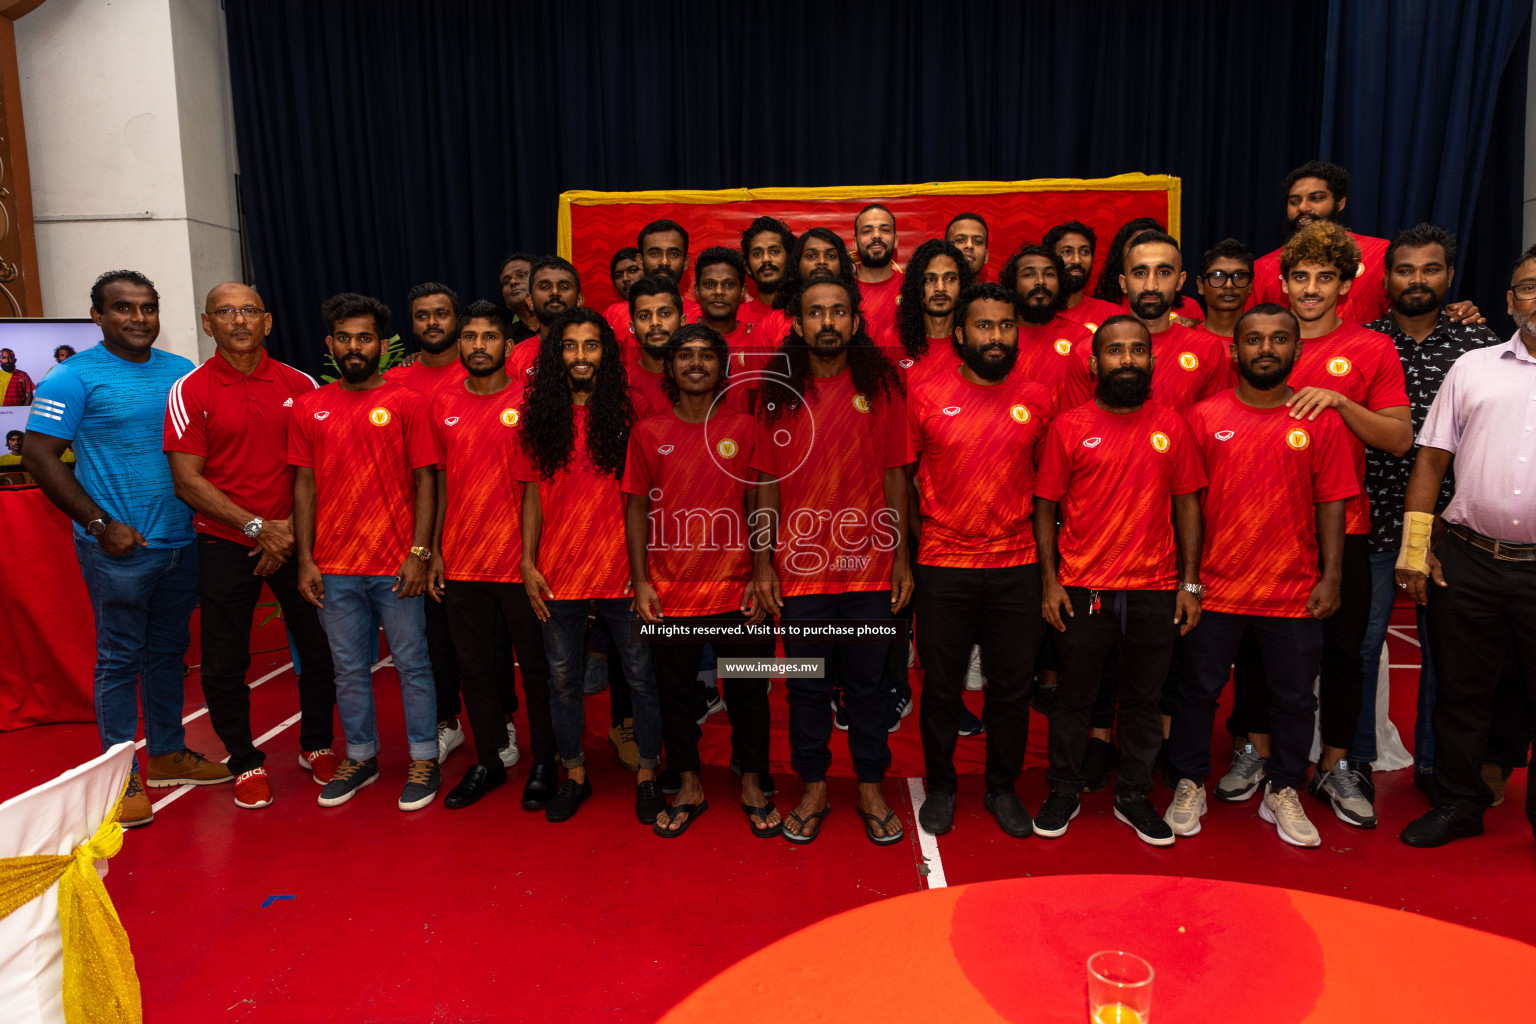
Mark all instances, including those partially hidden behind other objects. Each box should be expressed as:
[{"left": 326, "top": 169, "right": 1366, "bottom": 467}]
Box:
[
  {"left": 318, "top": 575, "right": 437, "bottom": 761},
  {"left": 543, "top": 598, "right": 661, "bottom": 769},
  {"left": 74, "top": 536, "right": 197, "bottom": 758},
  {"left": 1356, "top": 551, "right": 1437, "bottom": 769}
]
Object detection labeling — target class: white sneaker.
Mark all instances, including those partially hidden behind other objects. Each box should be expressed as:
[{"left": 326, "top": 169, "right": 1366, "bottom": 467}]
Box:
[
  {"left": 1260, "top": 783, "right": 1321, "bottom": 847},
  {"left": 1164, "top": 778, "right": 1208, "bottom": 836},
  {"left": 964, "top": 645, "right": 986, "bottom": 691},
  {"left": 436, "top": 719, "right": 464, "bottom": 763},
  {"left": 499, "top": 721, "right": 520, "bottom": 768},
  {"left": 1214, "top": 743, "right": 1267, "bottom": 802}
]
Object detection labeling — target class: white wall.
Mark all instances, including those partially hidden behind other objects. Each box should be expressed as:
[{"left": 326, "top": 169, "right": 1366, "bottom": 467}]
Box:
[{"left": 16, "top": 0, "right": 241, "bottom": 363}]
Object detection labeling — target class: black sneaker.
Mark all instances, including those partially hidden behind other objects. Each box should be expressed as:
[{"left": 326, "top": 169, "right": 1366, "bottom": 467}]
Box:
[
  {"left": 398, "top": 758, "right": 440, "bottom": 812},
  {"left": 659, "top": 766, "right": 682, "bottom": 795},
  {"left": 1033, "top": 791, "right": 1080, "bottom": 838},
  {"left": 635, "top": 779, "right": 666, "bottom": 824},
  {"left": 544, "top": 777, "right": 592, "bottom": 822},
  {"left": 1400, "top": 804, "right": 1484, "bottom": 848},
  {"left": 957, "top": 705, "right": 985, "bottom": 737},
  {"left": 831, "top": 697, "right": 850, "bottom": 732},
  {"left": 696, "top": 687, "right": 725, "bottom": 724},
  {"left": 1114, "top": 794, "right": 1176, "bottom": 847},
  {"left": 317, "top": 757, "right": 379, "bottom": 807},
  {"left": 888, "top": 686, "right": 913, "bottom": 733},
  {"left": 1082, "top": 738, "right": 1119, "bottom": 793},
  {"left": 1154, "top": 739, "right": 1179, "bottom": 790}
]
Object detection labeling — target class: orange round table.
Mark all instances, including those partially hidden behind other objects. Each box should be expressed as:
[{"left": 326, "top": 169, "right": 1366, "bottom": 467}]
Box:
[{"left": 659, "top": 874, "right": 1536, "bottom": 1023}]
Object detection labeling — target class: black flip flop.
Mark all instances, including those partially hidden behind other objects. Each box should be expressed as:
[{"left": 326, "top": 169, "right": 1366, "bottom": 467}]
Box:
[
  {"left": 653, "top": 800, "right": 708, "bottom": 838},
  {"left": 857, "top": 807, "right": 905, "bottom": 846},
  {"left": 782, "top": 804, "right": 831, "bottom": 845},
  {"left": 742, "top": 800, "right": 783, "bottom": 839}
]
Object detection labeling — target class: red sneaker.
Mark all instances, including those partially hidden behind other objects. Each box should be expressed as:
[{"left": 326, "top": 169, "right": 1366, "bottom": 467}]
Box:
[
  {"left": 234, "top": 768, "right": 273, "bottom": 809},
  {"left": 299, "top": 748, "right": 341, "bottom": 785}
]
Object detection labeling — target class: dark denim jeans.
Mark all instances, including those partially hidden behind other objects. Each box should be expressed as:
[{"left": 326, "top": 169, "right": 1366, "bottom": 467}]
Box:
[
  {"left": 74, "top": 535, "right": 197, "bottom": 758},
  {"left": 1357, "top": 551, "right": 1439, "bottom": 769},
  {"left": 543, "top": 598, "right": 661, "bottom": 769}
]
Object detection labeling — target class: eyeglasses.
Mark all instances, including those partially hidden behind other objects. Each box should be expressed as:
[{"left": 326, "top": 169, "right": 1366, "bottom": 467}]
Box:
[
  {"left": 1512, "top": 282, "right": 1536, "bottom": 300},
  {"left": 1202, "top": 270, "right": 1253, "bottom": 288},
  {"left": 210, "top": 306, "right": 266, "bottom": 322}
]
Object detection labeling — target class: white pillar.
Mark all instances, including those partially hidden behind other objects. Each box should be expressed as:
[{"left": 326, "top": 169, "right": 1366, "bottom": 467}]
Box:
[{"left": 16, "top": 0, "right": 240, "bottom": 363}]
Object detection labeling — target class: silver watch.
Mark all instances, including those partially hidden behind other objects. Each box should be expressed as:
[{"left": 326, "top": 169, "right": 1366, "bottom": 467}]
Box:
[
  {"left": 243, "top": 517, "right": 265, "bottom": 539},
  {"left": 1180, "top": 582, "right": 1206, "bottom": 599}
]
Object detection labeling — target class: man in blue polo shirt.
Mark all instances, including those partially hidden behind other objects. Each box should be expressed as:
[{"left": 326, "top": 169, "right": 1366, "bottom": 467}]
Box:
[{"left": 25, "top": 269, "right": 232, "bottom": 828}]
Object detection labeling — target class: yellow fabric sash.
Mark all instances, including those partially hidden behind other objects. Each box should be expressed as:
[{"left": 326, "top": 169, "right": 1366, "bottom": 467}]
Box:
[{"left": 0, "top": 783, "right": 142, "bottom": 1024}]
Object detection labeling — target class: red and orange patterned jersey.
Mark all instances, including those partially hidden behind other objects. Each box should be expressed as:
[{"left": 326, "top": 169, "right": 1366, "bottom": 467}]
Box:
[
  {"left": 513, "top": 404, "right": 630, "bottom": 600},
  {"left": 1186, "top": 391, "right": 1358, "bottom": 617},
  {"left": 1287, "top": 321, "right": 1409, "bottom": 535},
  {"left": 432, "top": 385, "right": 525, "bottom": 583},
  {"left": 908, "top": 362, "right": 1054, "bottom": 568},
  {"left": 1059, "top": 296, "right": 1123, "bottom": 336},
  {"left": 1034, "top": 401, "right": 1206, "bottom": 591},
  {"left": 622, "top": 409, "right": 757, "bottom": 616},
  {"left": 1015, "top": 315, "right": 1091, "bottom": 408},
  {"left": 288, "top": 381, "right": 436, "bottom": 576},
  {"left": 750, "top": 370, "right": 908, "bottom": 597},
  {"left": 385, "top": 358, "right": 468, "bottom": 401},
  {"left": 1060, "top": 322, "right": 1236, "bottom": 413},
  {"left": 1249, "top": 232, "right": 1391, "bottom": 325}
]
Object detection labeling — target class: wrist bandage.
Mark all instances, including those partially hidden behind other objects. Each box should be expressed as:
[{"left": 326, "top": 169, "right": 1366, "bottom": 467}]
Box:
[{"left": 1396, "top": 510, "right": 1435, "bottom": 574}]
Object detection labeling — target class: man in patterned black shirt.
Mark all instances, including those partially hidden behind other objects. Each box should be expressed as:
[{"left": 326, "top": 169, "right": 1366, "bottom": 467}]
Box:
[{"left": 1359, "top": 224, "right": 1500, "bottom": 800}]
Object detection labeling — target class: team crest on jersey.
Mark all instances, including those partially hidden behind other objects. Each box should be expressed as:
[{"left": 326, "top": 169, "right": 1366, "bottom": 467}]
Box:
[
  {"left": 1286, "top": 428, "right": 1311, "bottom": 450},
  {"left": 500, "top": 408, "right": 519, "bottom": 427},
  {"left": 313, "top": 411, "right": 330, "bottom": 421},
  {"left": 658, "top": 444, "right": 675, "bottom": 455},
  {"left": 1054, "top": 338, "right": 1073, "bottom": 356},
  {"left": 716, "top": 438, "right": 739, "bottom": 458},
  {"left": 1215, "top": 430, "right": 1234, "bottom": 441},
  {"left": 1327, "top": 357, "right": 1352, "bottom": 376},
  {"left": 444, "top": 416, "right": 460, "bottom": 427},
  {"left": 1010, "top": 404, "right": 1030, "bottom": 424},
  {"left": 899, "top": 358, "right": 915, "bottom": 369},
  {"left": 369, "top": 408, "right": 391, "bottom": 426},
  {"left": 1178, "top": 352, "right": 1199, "bottom": 371},
  {"left": 942, "top": 406, "right": 962, "bottom": 417},
  {"left": 852, "top": 394, "right": 872, "bottom": 413},
  {"left": 1083, "top": 437, "right": 1102, "bottom": 448},
  {"left": 1150, "top": 431, "right": 1171, "bottom": 452},
  {"left": 1085, "top": 322, "right": 1101, "bottom": 333}
]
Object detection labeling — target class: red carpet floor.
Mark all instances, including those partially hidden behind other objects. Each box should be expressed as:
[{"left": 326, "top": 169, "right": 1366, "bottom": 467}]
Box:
[{"left": 2, "top": 604, "right": 1531, "bottom": 1023}]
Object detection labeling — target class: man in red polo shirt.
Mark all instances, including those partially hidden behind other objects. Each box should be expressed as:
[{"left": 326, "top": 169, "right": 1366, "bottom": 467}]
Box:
[
  {"left": 888, "top": 239, "right": 975, "bottom": 376},
  {"left": 854, "top": 204, "right": 903, "bottom": 340},
  {"left": 910, "top": 283, "right": 1054, "bottom": 838},
  {"left": 1045, "top": 220, "right": 1122, "bottom": 334},
  {"left": 164, "top": 282, "right": 337, "bottom": 810},
  {"left": 739, "top": 216, "right": 795, "bottom": 325},
  {"left": 997, "top": 243, "right": 1092, "bottom": 402},
  {"left": 1032, "top": 316, "right": 1206, "bottom": 847},
  {"left": 945, "top": 213, "right": 991, "bottom": 283},
  {"left": 1166, "top": 304, "right": 1357, "bottom": 848},
  {"left": 626, "top": 275, "right": 688, "bottom": 422},
  {"left": 428, "top": 301, "right": 556, "bottom": 813}
]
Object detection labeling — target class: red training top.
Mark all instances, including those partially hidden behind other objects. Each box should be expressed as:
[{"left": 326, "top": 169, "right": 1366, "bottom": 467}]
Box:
[
  {"left": 1248, "top": 231, "right": 1391, "bottom": 326},
  {"left": 1059, "top": 322, "right": 1235, "bottom": 413},
  {"left": 432, "top": 383, "right": 525, "bottom": 583}
]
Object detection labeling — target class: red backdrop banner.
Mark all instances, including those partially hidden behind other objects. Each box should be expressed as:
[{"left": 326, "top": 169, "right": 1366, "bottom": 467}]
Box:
[{"left": 558, "top": 174, "right": 1181, "bottom": 312}]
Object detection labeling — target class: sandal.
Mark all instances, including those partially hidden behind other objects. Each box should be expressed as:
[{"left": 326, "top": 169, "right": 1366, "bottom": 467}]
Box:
[
  {"left": 653, "top": 800, "right": 708, "bottom": 838},
  {"left": 782, "top": 804, "right": 831, "bottom": 845},
  {"left": 742, "top": 800, "right": 783, "bottom": 839},
  {"left": 857, "top": 807, "right": 905, "bottom": 846}
]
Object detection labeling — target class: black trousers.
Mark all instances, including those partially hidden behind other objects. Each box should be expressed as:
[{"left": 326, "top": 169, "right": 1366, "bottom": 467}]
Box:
[
  {"left": 195, "top": 535, "right": 335, "bottom": 775},
  {"left": 651, "top": 610, "right": 774, "bottom": 776},
  {"left": 917, "top": 563, "right": 1044, "bottom": 796},
  {"left": 442, "top": 580, "right": 555, "bottom": 769},
  {"left": 428, "top": 587, "right": 518, "bottom": 722},
  {"left": 1171, "top": 611, "right": 1323, "bottom": 791},
  {"left": 1048, "top": 587, "right": 1178, "bottom": 798},
  {"left": 1427, "top": 532, "right": 1536, "bottom": 819},
  {"left": 1227, "top": 534, "right": 1370, "bottom": 748},
  {"left": 1090, "top": 639, "right": 1186, "bottom": 728}
]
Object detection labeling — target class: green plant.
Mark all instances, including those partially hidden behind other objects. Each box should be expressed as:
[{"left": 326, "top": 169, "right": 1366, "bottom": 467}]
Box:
[{"left": 319, "top": 334, "right": 407, "bottom": 382}]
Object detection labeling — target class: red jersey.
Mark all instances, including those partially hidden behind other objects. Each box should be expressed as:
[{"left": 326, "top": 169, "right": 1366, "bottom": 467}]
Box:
[
  {"left": 856, "top": 270, "right": 904, "bottom": 342},
  {"left": 1034, "top": 401, "right": 1207, "bottom": 590},
  {"left": 1287, "top": 321, "right": 1409, "bottom": 534},
  {"left": 163, "top": 351, "right": 318, "bottom": 546},
  {"left": 513, "top": 404, "right": 630, "bottom": 600},
  {"left": 908, "top": 363, "right": 1054, "bottom": 568},
  {"left": 1186, "top": 392, "right": 1359, "bottom": 617},
  {"left": 384, "top": 358, "right": 468, "bottom": 401},
  {"left": 738, "top": 298, "right": 772, "bottom": 325},
  {"left": 624, "top": 347, "right": 674, "bottom": 423},
  {"left": 1059, "top": 296, "right": 1123, "bottom": 335},
  {"left": 755, "top": 309, "right": 793, "bottom": 350},
  {"left": 750, "top": 371, "right": 907, "bottom": 597},
  {"left": 506, "top": 335, "right": 543, "bottom": 390},
  {"left": 604, "top": 297, "right": 703, "bottom": 353},
  {"left": 288, "top": 381, "right": 436, "bottom": 576},
  {"left": 1016, "top": 316, "right": 1091, "bottom": 405},
  {"left": 1249, "top": 231, "right": 1391, "bottom": 325},
  {"left": 1059, "top": 322, "right": 1236, "bottom": 413},
  {"left": 432, "top": 385, "right": 526, "bottom": 583},
  {"left": 622, "top": 410, "right": 758, "bottom": 616}
]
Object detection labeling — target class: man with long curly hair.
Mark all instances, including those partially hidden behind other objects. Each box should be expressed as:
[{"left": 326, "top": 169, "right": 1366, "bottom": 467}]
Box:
[
  {"left": 751, "top": 279, "right": 912, "bottom": 846},
  {"left": 890, "top": 238, "right": 974, "bottom": 371},
  {"left": 755, "top": 227, "right": 860, "bottom": 350},
  {"left": 516, "top": 308, "right": 666, "bottom": 825}
]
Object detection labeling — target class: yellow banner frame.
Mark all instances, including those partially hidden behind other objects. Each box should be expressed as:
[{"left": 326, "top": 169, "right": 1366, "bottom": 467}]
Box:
[{"left": 556, "top": 173, "right": 1182, "bottom": 261}]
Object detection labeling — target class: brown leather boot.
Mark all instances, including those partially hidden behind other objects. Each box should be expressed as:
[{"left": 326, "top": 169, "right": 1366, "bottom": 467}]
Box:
[
  {"left": 146, "top": 748, "right": 233, "bottom": 787},
  {"left": 117, "top": 768, "right": 154, "bottom": 829}
]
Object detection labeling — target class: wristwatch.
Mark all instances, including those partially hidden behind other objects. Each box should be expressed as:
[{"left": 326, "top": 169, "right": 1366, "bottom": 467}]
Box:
[
  {"left": 410, "top": 545, "right": 432, "bottom": 563},
  {"left": 86, "top": 517, "right": 110, "bottom": 537},
  {"left": 1180, "top": 582, "right": 1206, "bottom": 600},
  {"left": 243, "top": 517, "right": 265, "bottom": 539}
]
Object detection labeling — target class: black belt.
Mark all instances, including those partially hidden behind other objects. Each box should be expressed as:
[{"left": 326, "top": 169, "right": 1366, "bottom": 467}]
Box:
[{"left": 1448, "top": 524, "right": 1536, "bottom": 562}]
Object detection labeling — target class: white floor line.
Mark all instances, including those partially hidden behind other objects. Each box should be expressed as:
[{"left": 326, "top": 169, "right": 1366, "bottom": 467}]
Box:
[
  {"left": 145, "top": 657, "right": 393, "bottom": 811},
  {"left": 1388, "top": 664, "right": 1422, "bottom": 670},
  {"left": 134, "top": 661, "right": 296, "bottom": 751},
  {"left": 906, "top": 777, "right": 948, "bottom": 890},
  {"left": 1387, "top": 626, "right": 1422, "bottom": 647}
]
